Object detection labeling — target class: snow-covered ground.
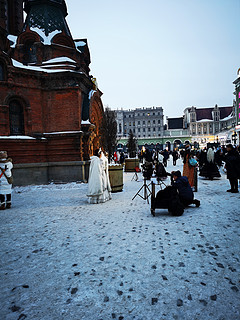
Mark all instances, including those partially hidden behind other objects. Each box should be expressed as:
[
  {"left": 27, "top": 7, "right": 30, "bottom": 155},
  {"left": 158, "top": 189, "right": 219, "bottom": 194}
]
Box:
[{"left": 0, "top": 158, "right": 239, "bottom": 320}]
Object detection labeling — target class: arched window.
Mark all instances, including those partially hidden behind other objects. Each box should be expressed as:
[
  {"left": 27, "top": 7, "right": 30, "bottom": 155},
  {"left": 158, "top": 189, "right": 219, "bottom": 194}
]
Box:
[
  {"left": 9, "top": 100, "right": 25, "bottom": 135},
  {"left": 0, "top": 63, "right": 4, "bottom": 81},
  {"left": 24, "top": 41, "right": 37, "bottom": 64}
]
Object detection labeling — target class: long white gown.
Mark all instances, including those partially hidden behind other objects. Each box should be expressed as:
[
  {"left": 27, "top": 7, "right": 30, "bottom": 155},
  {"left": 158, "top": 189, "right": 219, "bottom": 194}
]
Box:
[
  {"left": 101, "top": 153, "right": 112, "bottom": 202},
  {"left": 87, "top": 155, "right": 111, "bottom": 204}
]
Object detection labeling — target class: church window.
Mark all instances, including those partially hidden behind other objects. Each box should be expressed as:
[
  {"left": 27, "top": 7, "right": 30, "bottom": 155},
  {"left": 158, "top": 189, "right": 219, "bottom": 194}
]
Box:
[
  {"left": 9, "top": 100, "right": 25, "bottom": 135},
  {"left": 24, "top": 41, "right": 37, "bottom": 64},
  {"left": 0, "top": 62, "right": 5, "bottom": 81}
]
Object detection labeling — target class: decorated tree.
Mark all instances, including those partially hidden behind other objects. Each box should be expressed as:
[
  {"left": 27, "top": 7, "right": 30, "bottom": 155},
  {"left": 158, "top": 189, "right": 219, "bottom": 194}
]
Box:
[
  {"left": 127, "top": 129, "right": 137, "bottom": 158},
  {"left": 100, "top": 107, "right": 117, "bottom": 162}
]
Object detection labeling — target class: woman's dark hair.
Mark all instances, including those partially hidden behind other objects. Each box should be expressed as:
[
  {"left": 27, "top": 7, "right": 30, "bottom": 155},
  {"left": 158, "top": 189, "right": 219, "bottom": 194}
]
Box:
[
  {"left": 183, "top": 148, "right": 190, "bottom": 164},
  {"left": 94, "top": 149, "right": 100, "bottom": 157}
]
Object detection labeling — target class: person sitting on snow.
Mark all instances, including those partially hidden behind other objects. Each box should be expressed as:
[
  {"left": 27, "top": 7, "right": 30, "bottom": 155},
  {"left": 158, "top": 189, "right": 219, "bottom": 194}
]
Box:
[{"left": 171, "top": 170, "right": 200, "bottom": 208}]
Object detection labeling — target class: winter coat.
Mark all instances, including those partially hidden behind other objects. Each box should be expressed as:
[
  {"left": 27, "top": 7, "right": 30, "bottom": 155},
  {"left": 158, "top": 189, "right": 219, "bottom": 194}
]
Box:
[
  {"left": 223, "top": 149, "right": 240, "bottom": 179},
  {"left": 172, "top": 151, "right": 178, "bottom": 161},
  {"left": 183, "top": 153, "right": 195, "bottom": 187},
  {"left": 172, "top": 176, "right": 194, "bottom": 202},
  {"left": 0, "top": 158, "right": 13, "bottom": 194}
]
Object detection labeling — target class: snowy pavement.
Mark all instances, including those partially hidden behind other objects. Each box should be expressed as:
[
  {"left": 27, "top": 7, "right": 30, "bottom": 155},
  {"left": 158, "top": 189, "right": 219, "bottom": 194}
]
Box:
[{"left": 0, "top": 159, "right": 240, "bottom": 320}]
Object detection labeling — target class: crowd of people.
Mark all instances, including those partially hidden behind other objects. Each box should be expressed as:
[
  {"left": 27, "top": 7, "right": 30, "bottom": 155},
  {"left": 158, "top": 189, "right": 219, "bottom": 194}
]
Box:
[{"left": 0, "top": 143, "right": 239, "bottom": 210}]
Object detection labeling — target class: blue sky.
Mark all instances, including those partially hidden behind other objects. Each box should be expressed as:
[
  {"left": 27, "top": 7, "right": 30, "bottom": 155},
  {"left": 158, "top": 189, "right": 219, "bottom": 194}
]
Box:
[{"left": 66, "top": 0, "right": 240, "bottom": 118}]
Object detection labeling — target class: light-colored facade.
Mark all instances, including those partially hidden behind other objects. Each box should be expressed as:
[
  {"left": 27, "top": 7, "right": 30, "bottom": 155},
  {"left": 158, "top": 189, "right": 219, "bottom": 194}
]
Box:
[
  {"left": 233, "top": 68, "right": 240, "bottom": 145},
  {"left": 115, "top": 106, "right": 164, "bottom": 139},
  {"left": 183, "top": 104, "right": 235, "bottom": 146}
]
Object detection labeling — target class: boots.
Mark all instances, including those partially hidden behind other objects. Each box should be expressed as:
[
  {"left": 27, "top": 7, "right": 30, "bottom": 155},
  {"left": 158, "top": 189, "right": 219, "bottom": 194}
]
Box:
[
  {"left": 192, "top": 199, "right": 200, "bottom": 207},
  {"left": 6, "top": 201, "right": 11, "bottom": 209},
  {"left": 0, "top": 202, "right": 5, "bottom": 210}
]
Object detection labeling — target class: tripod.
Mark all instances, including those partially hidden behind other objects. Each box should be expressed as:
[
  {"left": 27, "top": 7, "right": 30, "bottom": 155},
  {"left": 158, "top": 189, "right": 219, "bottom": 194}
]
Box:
[
  {"left": 131, "top": 171, "right": 139, "bottom": 181},
  {"left": 132, "top": 177, "right": 152, "bottom": 203}
]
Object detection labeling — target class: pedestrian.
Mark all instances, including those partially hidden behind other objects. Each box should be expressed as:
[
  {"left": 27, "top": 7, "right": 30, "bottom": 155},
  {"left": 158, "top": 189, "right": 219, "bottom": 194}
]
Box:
[
  {"left": 199, "top": 147, "right": 221, "bottom": 180},
  {"left": 222, "top": 144, "right": 240, "bottom": 193},
  {"left": 162, "top": 149, "right": 169, "bottom": 167},
  {"left": 113, "top": 151, "right": 118, "bottom": 164},
  {"left": 87, "top": 149, "right": 111, "bottom": 203},
  {"left": 0, "top": 151, "right": 13, "bottom": 210},
  {"left": 171, "top": 170, "right": 200, "bottom": 207},
  {"left": 172, "top": 149, "right": 178, "bottom": 166},
  {"left": 100, "top": 151, "right": 112, "bottom": 202},
  {"left": 120, "top": 152, "right": 125, "bottom": 164},
  {"left": 182, "top": 146, "right": 195, "bottom": 188}
]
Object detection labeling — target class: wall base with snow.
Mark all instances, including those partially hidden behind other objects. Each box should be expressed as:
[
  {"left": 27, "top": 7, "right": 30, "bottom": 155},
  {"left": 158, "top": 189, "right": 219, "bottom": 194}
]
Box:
[{"left": 12, "top": 161, "right": 90, "bottom": 186}]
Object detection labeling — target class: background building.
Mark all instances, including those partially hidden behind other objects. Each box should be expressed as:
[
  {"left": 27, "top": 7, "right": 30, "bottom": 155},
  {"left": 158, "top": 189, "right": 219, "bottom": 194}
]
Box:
[
  {"left": 233, "top": 68, "right": 240, "bottom": 145},
  {"left": 183, "top": 104, "right": 235, "bottom": 147},
  {"left": 115, "top": 107, "right": 191, "bottom": 151},
  {"left": 116, "top": 106, "right": 164, "bottom": 139}
]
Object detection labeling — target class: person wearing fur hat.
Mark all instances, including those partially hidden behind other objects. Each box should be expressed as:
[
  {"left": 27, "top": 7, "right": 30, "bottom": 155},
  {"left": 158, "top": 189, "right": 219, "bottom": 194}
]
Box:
[
  {"left": 0, "top": 151, "right": 13, "bottom": 210},
  {"left": 199, "top": 147, "right": 221, "bottom": 180},
  {"left": 171, "top": 170, "right": 200, "bottom": 207}
]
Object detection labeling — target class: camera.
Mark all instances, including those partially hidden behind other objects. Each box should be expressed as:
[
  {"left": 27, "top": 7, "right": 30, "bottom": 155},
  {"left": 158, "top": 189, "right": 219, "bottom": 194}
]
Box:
[{"left": 142, "top": 161, "right": 153, "bottom": 180}]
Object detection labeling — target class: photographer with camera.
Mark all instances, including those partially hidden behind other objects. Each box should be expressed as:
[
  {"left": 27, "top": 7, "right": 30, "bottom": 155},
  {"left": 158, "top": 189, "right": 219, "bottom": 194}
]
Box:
[{"left": 171, "top": 170, "right": 200, "bottom": 208}]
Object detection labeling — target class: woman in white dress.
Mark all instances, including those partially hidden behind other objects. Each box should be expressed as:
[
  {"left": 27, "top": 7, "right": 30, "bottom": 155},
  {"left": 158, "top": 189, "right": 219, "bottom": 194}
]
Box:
[
  {"left": 87, "top": 149, "right": 111, "bottom": 204},
  {"left": 100, "top": 151, "right": 112, "bottom": 202}
]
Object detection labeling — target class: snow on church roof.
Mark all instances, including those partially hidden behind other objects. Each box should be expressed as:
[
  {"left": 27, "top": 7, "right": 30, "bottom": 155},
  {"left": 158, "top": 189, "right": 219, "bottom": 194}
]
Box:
[
  {"left": 7, "top": 35, "right": 17, "bottom": 48},
  {"left": 30, "top": 27, "right": 62, "bottom": 45},
  {"left": 41, "top": 57, "right": 76, "bottom": 64},
  {"left": 74, "top": 40, "right": 87, "bottom": 53},
  {"left": 11, "top": 59, "right": 71, "bottom": 73},
  {"left": 11, "top": 58, "right": 85, "bottom": 75}
]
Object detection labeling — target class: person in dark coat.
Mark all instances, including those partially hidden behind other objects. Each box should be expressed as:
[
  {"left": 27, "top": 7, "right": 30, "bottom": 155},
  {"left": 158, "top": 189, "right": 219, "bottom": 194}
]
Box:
[
  {"left": 171, "top": 170, "right": 200, "bottom": 207},
  {"left": 162, "top": 149, "right": 169, "bottom": 167},
  {"left": 172, "top": 150, "right": 178, "bottom": 166},
  {"left": 120, "top": 152, "right": 125, "bottom": 164},
  {"left": 199, "top": 148, "right": 221, "bottom": 180},
  {"left": 222, "top": 144, "right": 240, "bottom": 193}
]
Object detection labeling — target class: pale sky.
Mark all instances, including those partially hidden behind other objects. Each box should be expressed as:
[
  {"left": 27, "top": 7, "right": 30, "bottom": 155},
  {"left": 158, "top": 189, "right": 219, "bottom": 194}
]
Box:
[{"left": 66, "top": 0, "right": 240, "bottom": 118}]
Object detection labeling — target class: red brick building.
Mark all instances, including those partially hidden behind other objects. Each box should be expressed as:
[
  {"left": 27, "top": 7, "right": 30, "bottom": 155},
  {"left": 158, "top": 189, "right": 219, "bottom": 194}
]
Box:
[{"left": 0, "top": 0, "right": 104, "bottom": 184}]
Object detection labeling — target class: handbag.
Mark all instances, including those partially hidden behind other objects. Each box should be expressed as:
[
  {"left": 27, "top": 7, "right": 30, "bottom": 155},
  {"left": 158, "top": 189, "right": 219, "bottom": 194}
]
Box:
[
  {"left": 189, "top": 158, "right": 198, "bottom": 167},
  {"left": 0, "top": 168, "right": 13, "bottom": 184}
]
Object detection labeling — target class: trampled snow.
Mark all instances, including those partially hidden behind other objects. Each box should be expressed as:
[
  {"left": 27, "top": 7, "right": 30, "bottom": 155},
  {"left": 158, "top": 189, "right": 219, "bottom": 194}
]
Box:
[{"left": 0, "top": 158, "right": 239, "bottom": 320}]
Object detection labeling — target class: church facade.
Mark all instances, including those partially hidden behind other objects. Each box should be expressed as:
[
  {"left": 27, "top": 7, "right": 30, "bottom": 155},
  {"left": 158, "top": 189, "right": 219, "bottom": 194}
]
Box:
[{"left": 0, "top": 0, "right": 104, "bottom": 185}]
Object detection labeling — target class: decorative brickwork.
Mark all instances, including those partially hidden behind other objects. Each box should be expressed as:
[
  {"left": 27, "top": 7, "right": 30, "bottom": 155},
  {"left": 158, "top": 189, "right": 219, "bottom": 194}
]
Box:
[{"left": 0, "top": 0, "right": 104, "bottom": 183}]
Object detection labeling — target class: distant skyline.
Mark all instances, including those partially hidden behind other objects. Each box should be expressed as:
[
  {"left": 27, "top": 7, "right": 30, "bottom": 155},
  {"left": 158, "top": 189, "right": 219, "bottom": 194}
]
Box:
[{"left": 66, "top": 0, "right": 240, "bottom": 117}]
